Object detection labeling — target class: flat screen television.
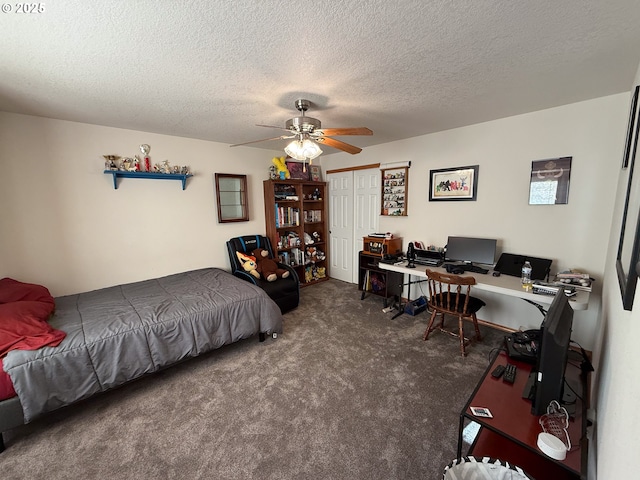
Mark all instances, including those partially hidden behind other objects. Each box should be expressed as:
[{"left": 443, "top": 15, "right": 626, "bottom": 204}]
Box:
[
  {"left": 530, "top": 290, "right": 574, "bottom": 415},
  {"left": 445, "top": 236, "right": 497, "bottom": 266}
]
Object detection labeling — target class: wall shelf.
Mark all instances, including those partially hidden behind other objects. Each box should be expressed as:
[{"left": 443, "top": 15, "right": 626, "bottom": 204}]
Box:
[{"left": 103, "top": 170, "right": 193, "bottom": 190}]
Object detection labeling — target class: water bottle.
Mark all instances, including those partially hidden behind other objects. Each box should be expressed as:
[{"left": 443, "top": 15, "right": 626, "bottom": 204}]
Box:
[{"left": 521, "top": 261, "right": 533, "bottom": 291}]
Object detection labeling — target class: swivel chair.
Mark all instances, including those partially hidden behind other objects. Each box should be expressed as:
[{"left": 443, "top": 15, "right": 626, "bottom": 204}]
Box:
[{"left": 226, "top": 235, "right": 300, "bottom": 313}]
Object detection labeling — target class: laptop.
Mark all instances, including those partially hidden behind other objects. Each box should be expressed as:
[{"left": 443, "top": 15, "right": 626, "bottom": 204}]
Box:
[{"left": 494, "top": 253, "right": 552, "bottom": 281}]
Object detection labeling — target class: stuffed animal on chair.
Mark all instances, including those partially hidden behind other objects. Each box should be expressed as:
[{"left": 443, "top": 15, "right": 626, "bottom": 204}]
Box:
[
  {"left": 236, "top": 251, "right": 260, "bottom": 279},
  {"left": 251, "top": 248, "right": 290, "bottom": 282}
]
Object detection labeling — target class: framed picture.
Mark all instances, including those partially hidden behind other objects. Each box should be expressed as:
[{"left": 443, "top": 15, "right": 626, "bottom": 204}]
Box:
[
  {"left": 616, "top": 86, "right": 640, "bottom": 310},
  {"left": 286, "top": 161, "right": 309, "bottom": 180},
  {"left": 429, "top": 165, "right": 478, "bottom": 201},
  {"left": 622, "top": 85, "right": 640, "bottom": 169},
  {"left": 381, "top": 166, "right": 408, "bottom": 215},
  {"left": 309, "top": 165, "right": 322, "bottom": 182},
  {"left": 528, "top": 157, "right": 572, "bottom": 205}
]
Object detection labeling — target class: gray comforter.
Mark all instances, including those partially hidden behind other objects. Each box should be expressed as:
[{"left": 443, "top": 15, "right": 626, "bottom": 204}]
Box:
[{"left": 3, "top": 268, "right": 283, "bottom": 422}]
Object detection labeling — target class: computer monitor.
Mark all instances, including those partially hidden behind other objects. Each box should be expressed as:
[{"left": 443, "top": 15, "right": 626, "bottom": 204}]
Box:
[
  {"left": 530, "top": 290, "right": 574, "bottom": 415},
  {"left": 445, "top": 236, "right": 497, "bottom": 266}
]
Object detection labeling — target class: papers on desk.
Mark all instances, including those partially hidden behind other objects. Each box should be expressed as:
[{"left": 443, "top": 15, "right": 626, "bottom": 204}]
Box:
[{"left": 554, "top": 270, "right": 593, "bottom": 292}]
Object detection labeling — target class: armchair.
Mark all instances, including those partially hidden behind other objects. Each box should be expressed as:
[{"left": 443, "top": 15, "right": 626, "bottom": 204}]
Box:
[{"left": 226, "top": 235, "right": 300, "bottom": 314}]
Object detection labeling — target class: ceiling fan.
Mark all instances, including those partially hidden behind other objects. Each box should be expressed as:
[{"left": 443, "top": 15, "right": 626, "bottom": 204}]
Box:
[{"left": 230, "top": 99, "right": 373, "bottom": 157}]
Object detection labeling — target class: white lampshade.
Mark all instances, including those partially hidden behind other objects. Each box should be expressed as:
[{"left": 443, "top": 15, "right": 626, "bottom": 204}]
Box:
[{"left": 285, "top": 138, "right": 322, "bottom": 161}]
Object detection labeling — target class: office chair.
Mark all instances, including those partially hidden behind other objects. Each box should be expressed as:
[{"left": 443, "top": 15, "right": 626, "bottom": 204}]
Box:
[
  {"left": 226, "top": 235, "right": 300, "bottom": 313},
  {"left": 423, "top": 268, "right": 486, "bottom": 356}
]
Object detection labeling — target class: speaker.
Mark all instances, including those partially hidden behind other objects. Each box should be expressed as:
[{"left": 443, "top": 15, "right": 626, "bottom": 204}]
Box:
[{"left": 407, "top": 242, "right": 416, "bottom": 268}]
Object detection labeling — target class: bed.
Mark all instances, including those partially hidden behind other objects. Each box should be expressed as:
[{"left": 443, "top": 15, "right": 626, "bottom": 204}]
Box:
[{"left": 0, "top": 268, "right": 284, "bottom": 451}]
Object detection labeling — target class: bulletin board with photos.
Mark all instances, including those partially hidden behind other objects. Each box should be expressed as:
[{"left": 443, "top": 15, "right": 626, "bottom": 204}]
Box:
[{"left": 381, "top": 166, "right": 408, "bottom": 216}]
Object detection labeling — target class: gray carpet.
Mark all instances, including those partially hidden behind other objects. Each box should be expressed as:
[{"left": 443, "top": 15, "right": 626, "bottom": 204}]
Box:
[{"left": 2, "top": 279, "right": 504, "bottom": 479}]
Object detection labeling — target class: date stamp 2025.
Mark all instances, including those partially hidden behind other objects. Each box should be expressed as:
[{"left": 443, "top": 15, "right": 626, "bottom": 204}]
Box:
[{"left": 1, "top": 3, "right": 45, "bottom": 14}]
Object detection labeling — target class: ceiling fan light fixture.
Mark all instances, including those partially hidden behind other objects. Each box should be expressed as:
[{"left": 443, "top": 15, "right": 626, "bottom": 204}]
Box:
[{"left": 284, "top": 138, "right": 322, "bottom": 161}]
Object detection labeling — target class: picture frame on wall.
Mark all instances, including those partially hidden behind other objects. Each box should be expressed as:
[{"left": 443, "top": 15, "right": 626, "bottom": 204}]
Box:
[
  {"left": 528, "top": 157, "right": 572, "bottom": 205},
  {"left": 309, "top": 165, "right": 322, "bottom": 182},
  {"left": 381, "top": 166, "right": 409, "bottom": 216},
  {"left": 622, "top": 85, "right": 640, "bottom": 169},
  {"left": 286, "top": 161, "right": 309, "bottom": 181},
  {"left": 616, "top": 86, "right": 640, "bottom": 310},
  {"left": 428, "top": 165, "right": 478, "bottom": 201}
]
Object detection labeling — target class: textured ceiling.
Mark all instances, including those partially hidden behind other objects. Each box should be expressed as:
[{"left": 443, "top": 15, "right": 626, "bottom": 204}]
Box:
[{"left": 2, "top": 1, "right": 640, "bottom": 155}]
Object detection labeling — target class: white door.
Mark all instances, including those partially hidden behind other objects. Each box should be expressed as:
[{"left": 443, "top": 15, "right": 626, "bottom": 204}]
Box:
[
  {"left": 329, "top": 171, "right": 353, "bottom": 283},
  {"left": 329, "top": 168, "right": 380, "bottom": 283},
  {"left": 353, "top": 169, "right": 381, "bottom": 280}
]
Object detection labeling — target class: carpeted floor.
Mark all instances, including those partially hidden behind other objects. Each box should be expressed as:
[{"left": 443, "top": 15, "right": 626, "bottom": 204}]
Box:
[{"left": 2, "top": 279, "right": 504, "bottom": 479}]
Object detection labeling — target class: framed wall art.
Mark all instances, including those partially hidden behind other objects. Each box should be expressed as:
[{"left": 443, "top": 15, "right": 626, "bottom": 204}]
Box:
[
  {"left": 286, "top": 161, "right": 309, "bottom": 181},
  {"left": 381, "top": 166, "right": 408, "bottom": 216},
  {"left": 528, "top": 157, "right": 572, "bottom": 205},
  {"left": 429, "top": 165, "right": 478, "bottom": 201},
  {"left": 617, "top": 85, "right": 640, "bottom": 310},
  {"left": 622, "top": 85, "right": 640, "bottom": 169},
  {"left": 309, "top": 164, "right": 322, "bottom": 182}
]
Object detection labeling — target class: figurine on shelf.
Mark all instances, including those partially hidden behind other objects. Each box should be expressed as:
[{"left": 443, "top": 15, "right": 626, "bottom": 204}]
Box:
[
  {"left": 103, "top": 155, "right": 120, "bottom": 170},
  {"left": 180, "top": 166, "right": 190, "bottom": 175},
  {"left": 173, "top": 166, "right": 180, "bottom": 174},
  {"left": 122, "top": 157, "right": 132, "bottom": 171},
  {"left": 133, "top": 156, "right": 140, "bottom": 171},
  {"left": 140, "top": 144, "right": 151, "bottom": 172},
  {"left": 161, "top": 160, "right": 171, "bottom": 173}
]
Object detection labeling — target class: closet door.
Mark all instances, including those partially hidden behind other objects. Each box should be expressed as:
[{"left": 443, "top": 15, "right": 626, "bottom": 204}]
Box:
[
  {"left": 329, "top": 171, "right": 354, "bottom": 283},
  {"left": 329, "top": 168, "right": 379, "bottom": 284}
]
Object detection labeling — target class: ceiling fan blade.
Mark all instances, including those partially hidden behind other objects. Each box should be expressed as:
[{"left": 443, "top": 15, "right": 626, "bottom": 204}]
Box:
[
  {"left": 315, "top": 127, "right": 372, "bottom": 136},
  {"left": 230, "top": 135, "right": 294, "bottom": 147},
  {"left": 316, "top": 137, "right": 363, "bottom": 155},
  {"left": 256, "top": 124, "right": 292, "bottom": 132}
]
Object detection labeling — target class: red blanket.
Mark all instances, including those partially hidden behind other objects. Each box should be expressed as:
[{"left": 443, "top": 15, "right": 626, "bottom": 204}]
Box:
[{"left": 0, "top": 278, "right": 66, "bottom": 399}]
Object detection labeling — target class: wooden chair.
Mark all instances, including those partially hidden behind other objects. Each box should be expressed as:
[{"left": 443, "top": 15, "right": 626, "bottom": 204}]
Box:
[{"left": 423, "top": 268, "right": 486, "bottom": 356}]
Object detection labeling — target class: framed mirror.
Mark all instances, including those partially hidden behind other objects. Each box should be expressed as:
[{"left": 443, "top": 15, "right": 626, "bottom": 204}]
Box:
[{"left": 215, "top": 173, "right": 249, "bottom": 223}]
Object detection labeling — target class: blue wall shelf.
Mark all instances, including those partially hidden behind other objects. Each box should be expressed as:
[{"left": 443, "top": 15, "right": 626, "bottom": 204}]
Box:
[{"left": 104, "top": 170, "right": 193, "bottom": 190}]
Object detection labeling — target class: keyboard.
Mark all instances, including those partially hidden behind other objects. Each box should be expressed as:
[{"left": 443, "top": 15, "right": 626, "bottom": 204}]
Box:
[{"left": 443, "top": 263, "right": 489, "bottom": 274}]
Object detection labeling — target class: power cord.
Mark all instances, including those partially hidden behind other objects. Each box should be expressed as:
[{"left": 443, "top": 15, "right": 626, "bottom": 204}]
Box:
[{"left": 570, "top": 339, "right": 594, "bottom": 373}]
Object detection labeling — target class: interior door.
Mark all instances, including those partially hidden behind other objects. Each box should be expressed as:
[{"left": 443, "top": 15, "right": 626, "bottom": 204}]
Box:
[
  {"left": 329, "top": 168, "right": 379, "bottom": 284},
  {"left": 353, "top": 169, "right": 380, "bottom": 280},
  {"left": 328, "top": 171, "right": 353, "bottom": 283}
]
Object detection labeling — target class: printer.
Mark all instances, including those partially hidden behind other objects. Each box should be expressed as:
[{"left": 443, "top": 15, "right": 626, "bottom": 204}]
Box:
[{"left": 413, "top": 246, "right": 445, "bottom": 267}]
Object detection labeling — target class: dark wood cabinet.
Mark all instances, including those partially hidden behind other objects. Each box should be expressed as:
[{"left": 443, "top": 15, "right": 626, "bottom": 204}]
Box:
[{"left": 358, "top": 251, "right": 403, "bottom": 307}]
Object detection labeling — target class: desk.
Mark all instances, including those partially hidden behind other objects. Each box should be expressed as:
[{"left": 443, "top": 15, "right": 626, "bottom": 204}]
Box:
[
  {"left": 377, "top": 261, "right": 590, "bottom": 311},
  {"left": 458, "top": 350, "right": 588, "bottom": 479}
]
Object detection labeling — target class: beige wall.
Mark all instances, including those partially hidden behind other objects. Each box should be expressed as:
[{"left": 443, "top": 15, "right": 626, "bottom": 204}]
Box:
[
  {"left": 0, "top": 112, "right": 283, "bottom": 296},
  {"left": 325, "top": 94, "right": 628, "bottom": 351},
  {"left": 595, "top": 62, "right": 640, "bottom": 479}
]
